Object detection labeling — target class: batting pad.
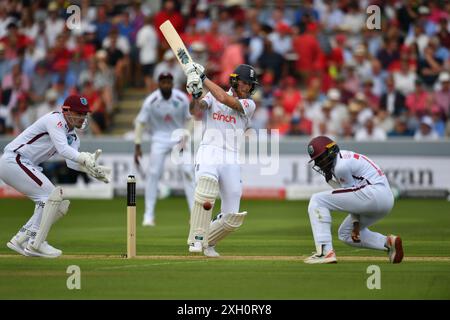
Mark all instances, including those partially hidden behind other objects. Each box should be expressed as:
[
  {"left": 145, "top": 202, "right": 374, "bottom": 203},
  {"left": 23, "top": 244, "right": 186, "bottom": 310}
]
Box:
[
  {"left": 51, "top": 200, "right": 70, "bottom": 224},
  {"left": 188, "top": 176, "right": 219, "bottom": 247},
  {"left": 31, "top": 187, "right": 64, "bottom": 249},
  {"left": 208, "top": 211, "right": 247, "bottom": 246}
]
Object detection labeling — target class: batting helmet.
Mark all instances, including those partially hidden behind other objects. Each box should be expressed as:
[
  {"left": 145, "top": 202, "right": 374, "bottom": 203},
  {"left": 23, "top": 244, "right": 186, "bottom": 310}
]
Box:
[
  {"left": 62, "top": 95, "right": 90, "bottom": 114},
  {"left": 307, "top": 136, "right": 340, "bottom": 177},
  {"left": 230, "top": 64, "right": 259, "bottom": 95}
]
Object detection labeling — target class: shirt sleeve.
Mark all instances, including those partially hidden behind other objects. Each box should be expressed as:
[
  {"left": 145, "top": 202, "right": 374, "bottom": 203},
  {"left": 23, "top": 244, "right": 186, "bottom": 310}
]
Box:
[
  {"left": 135, "top": 96, "right": 151, "bottom": 124},
  {"left": 239, "top": 98, "right": 256, "bottom": 119},
  {"left": 334, "top": 155, "right": 356, "bottom": 188},
  {"left": 46, "top": 115, "right": 80, "bottom": 162},
  {"left": 65, "top": 134, "right": 81, "bottom": 171}
]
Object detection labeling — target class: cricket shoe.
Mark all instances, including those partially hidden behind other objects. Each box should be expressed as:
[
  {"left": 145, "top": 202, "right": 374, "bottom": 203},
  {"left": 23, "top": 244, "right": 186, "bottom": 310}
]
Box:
[
  {"left": 7, "top": 236, "right": 29, "bottom": 256},
  {"left": 203, "top": 246, "right": 220, "bottom": 258},
  {"left": 386, "top": 235, "right": 403, "bottom": 264},
  {"left": 304, "top": 249, "right": 337, "bottom": 264},
  {"left": 142, "top": 216, "right": 155, "bottom": 227},
  {"left": 24, "top": 241, "right": 62, "bottom": 258},
  {"left": 188, "top": 241, "right": 203, "bottom": 253}
]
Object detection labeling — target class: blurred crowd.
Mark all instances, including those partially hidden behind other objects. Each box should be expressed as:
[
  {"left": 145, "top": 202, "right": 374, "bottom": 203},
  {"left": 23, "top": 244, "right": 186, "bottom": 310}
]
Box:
[{"left": 0, "top": 0, "right": 449, "bottom": 141}]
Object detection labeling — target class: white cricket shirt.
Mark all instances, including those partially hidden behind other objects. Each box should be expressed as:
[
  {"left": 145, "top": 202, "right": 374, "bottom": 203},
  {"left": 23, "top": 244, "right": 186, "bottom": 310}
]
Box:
[
  {"left": 4, "top": 111, "right": 80, "bottom": 165},
  {"left": 135, "top": 88, "right": 191, "bottom": 144},
  {"left": 200, "top": 89, "right": 256, "bottom": 153},
  {"left": 333, "top": 150, "right": 389, "bottom": 188}
]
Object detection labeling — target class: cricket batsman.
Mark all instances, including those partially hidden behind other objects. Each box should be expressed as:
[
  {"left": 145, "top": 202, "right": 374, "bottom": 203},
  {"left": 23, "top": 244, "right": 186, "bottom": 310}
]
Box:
[
  {"left": 184, "top": 62, "right": 258, "bottom": 257},
  {"left": 0, "top": 95, "right": 111, "bottom": 258},
  {"left": 304, "top": 135, "right": 404, "bottom": 264}
]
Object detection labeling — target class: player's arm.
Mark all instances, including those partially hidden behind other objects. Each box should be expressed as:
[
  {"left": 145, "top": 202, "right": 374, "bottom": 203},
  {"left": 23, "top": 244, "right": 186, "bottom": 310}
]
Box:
[
  {"left": 134, "top": 98, "right": 152, "bottom": 166},
  {"left": 134, "top": 121, "right": 145, "bottom": 166},
  {"left": 65, "top": 135, "right": 82, "bottom": 171},
  {"left": 185, "top": 62, "right": 244, "bottom": 113},
  {"left": 351, "top": 214, "right": 361, "bottom": 243},
  {"left": 46, "top": 118, "right": 81, "bottom": 162},
  {"left": 189, "top": 98, "right": 208, "bottom": 115},
  {"left": 203, "top": 78, "right": 244, "bottom": 113}
]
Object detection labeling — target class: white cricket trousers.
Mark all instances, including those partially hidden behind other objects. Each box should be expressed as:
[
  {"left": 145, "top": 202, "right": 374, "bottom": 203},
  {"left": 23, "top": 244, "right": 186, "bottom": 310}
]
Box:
[
  {"left": 0, "top": 151, "right": 55, "bottom": 230},
  {"left": 195, "top": 145, "right": 242, "bottom": 214},
  {"left": 144, "top": 141, "right": 195, "bottom": 220},
  {"left": 308, "top": 183, "right": 394, "bottom": 251}
]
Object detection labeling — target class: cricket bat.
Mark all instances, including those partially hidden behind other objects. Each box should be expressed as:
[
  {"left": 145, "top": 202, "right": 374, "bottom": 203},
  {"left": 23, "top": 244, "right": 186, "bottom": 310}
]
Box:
[{"left": 159, "top": 20, "right": 193, "bottom": 73}]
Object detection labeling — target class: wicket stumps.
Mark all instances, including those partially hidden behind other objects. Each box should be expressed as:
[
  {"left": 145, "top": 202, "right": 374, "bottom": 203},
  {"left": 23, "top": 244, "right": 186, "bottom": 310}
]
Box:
[{"left": 127, "top": 175, "right": 136, "bottom": 258}]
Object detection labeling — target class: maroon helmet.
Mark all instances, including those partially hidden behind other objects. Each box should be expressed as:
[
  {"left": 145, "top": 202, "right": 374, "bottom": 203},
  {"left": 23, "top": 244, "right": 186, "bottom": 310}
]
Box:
[
  {"left": 307, "top": 136, "right": 340, "bottom": 178},
  {"left": 62, "top": 95, "right": 90, "bottom": 114}
]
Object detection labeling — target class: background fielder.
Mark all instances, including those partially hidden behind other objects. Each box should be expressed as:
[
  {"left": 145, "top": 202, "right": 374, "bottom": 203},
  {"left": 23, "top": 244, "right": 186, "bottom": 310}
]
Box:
[
  {"left": 304, "top": 135, "right": 404, "bottom": 264},
  {"left": 134, "top": 72, "right": 195, "bottom": 227},
  {"left": 0, "top": 95, "right": 110, "bottom": 258},
  {"left": 185, "top": 62, "right": 259, "bottom": 257}
]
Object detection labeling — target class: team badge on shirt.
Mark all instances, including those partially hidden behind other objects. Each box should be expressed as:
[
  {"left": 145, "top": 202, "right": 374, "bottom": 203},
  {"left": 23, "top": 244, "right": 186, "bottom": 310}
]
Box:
[
  {"left": 67, "top": 134, "right": 76, "bottom": 145},
  {"left": 164, "top": 114, "right": 173, "bottom": 122}
]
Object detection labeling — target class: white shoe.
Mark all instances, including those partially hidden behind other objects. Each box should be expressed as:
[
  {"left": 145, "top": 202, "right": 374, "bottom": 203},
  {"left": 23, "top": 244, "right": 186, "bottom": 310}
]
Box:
[
  {"left": 304, "top": 249, "right": 337, "bottom": 264},
  {"left": 203, "top": 246, "right": 220, "bottom": 258},
  {"left": 41, "top": 241, "right": 62, "bottom": 256},
  {"left": 7, "top": 237, "right": 29, "bottom": 256},
  {"left": 24, "top": 241, "right": 62, "bottom": 258},
  {"left": 386, "top": 235, "right": 403, "bottom": 264},
  {"left": 189, "top": 241, "right": 203, "bottom": 253},
  {"left": 6, "top": 229, "right": 31, "bottom": 256},
  {"left": 142, "top": 217, "right": 155, "bottom": 227}
]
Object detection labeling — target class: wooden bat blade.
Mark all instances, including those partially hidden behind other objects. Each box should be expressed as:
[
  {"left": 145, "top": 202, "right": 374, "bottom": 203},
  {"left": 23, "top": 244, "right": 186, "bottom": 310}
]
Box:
[{"left": 159, "top": 20, "right": 192, "bottom": 71}]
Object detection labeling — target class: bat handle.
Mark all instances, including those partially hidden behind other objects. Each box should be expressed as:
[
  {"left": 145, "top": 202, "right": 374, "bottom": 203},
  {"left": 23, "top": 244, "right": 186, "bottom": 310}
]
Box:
[{"left": 193, "top": 90, "right": 202, "bottom": 99}]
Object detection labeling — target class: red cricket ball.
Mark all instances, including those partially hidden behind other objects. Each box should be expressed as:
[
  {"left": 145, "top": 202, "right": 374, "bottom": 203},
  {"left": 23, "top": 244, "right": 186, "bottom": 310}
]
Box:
[{"left": 203, "top": 201, "right": 212, "bottom": 210}]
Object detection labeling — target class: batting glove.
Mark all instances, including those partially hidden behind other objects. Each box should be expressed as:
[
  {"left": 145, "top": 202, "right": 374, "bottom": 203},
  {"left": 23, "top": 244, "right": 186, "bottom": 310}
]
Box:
[
  {"left": 185, "top": 62, "right": 206, "bottom": 81},
  {"left": 186, "top": 73, "right": 203, "bottom": 98}
]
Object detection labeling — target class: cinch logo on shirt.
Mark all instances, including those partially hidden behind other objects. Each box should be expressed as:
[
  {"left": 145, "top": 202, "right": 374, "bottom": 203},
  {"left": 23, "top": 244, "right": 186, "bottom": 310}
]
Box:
[{"left": 213, "top": 112, "right": 236, "bottom": 124}]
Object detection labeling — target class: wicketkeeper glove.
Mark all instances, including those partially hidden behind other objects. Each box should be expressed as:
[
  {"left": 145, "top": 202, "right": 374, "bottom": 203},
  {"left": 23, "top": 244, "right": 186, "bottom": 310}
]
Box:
[
  {"left": 77, "top": 149, "right": 102, "bottom": 168},
  {"left": 77, "top": 149, "right": 111, "bottom": 183},
  {"left": 91, "top": 165, "right": 112, "bottom": 183}
]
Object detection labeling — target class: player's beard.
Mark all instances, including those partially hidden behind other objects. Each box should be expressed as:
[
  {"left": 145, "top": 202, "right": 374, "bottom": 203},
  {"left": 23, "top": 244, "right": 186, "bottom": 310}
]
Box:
[
  {"left": 66, "top": 113, "right": 89, "bottom": 131},
  {"left": 233, "top": 87, "right": 248, "bottom": 99},
  {"left": 160, "top": 88, "right": 172, "bottom": 100}
]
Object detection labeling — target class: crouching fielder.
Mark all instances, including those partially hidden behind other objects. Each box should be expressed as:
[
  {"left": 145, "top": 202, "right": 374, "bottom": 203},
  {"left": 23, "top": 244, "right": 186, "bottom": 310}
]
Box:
[
  {"left": 304, "top": 136, "right": 403, "bottom": 264},
  {"left": 0, "top": 95, "right": 111, "bottom": 258},
  {"left": 185, "top": 62, "right": 258, "bottom": 257}
]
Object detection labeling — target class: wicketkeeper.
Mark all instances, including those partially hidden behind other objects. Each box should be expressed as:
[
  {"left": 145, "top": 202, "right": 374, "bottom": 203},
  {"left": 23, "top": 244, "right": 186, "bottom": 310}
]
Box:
[{"left": 0, "top": 95, "right": 111, "bottom": 258}]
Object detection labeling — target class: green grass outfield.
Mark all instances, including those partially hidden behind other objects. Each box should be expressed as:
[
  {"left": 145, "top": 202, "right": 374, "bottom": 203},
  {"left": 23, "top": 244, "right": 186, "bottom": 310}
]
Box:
[{"left": 0, "top": 197, "right": 449, "bottom": 299}]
